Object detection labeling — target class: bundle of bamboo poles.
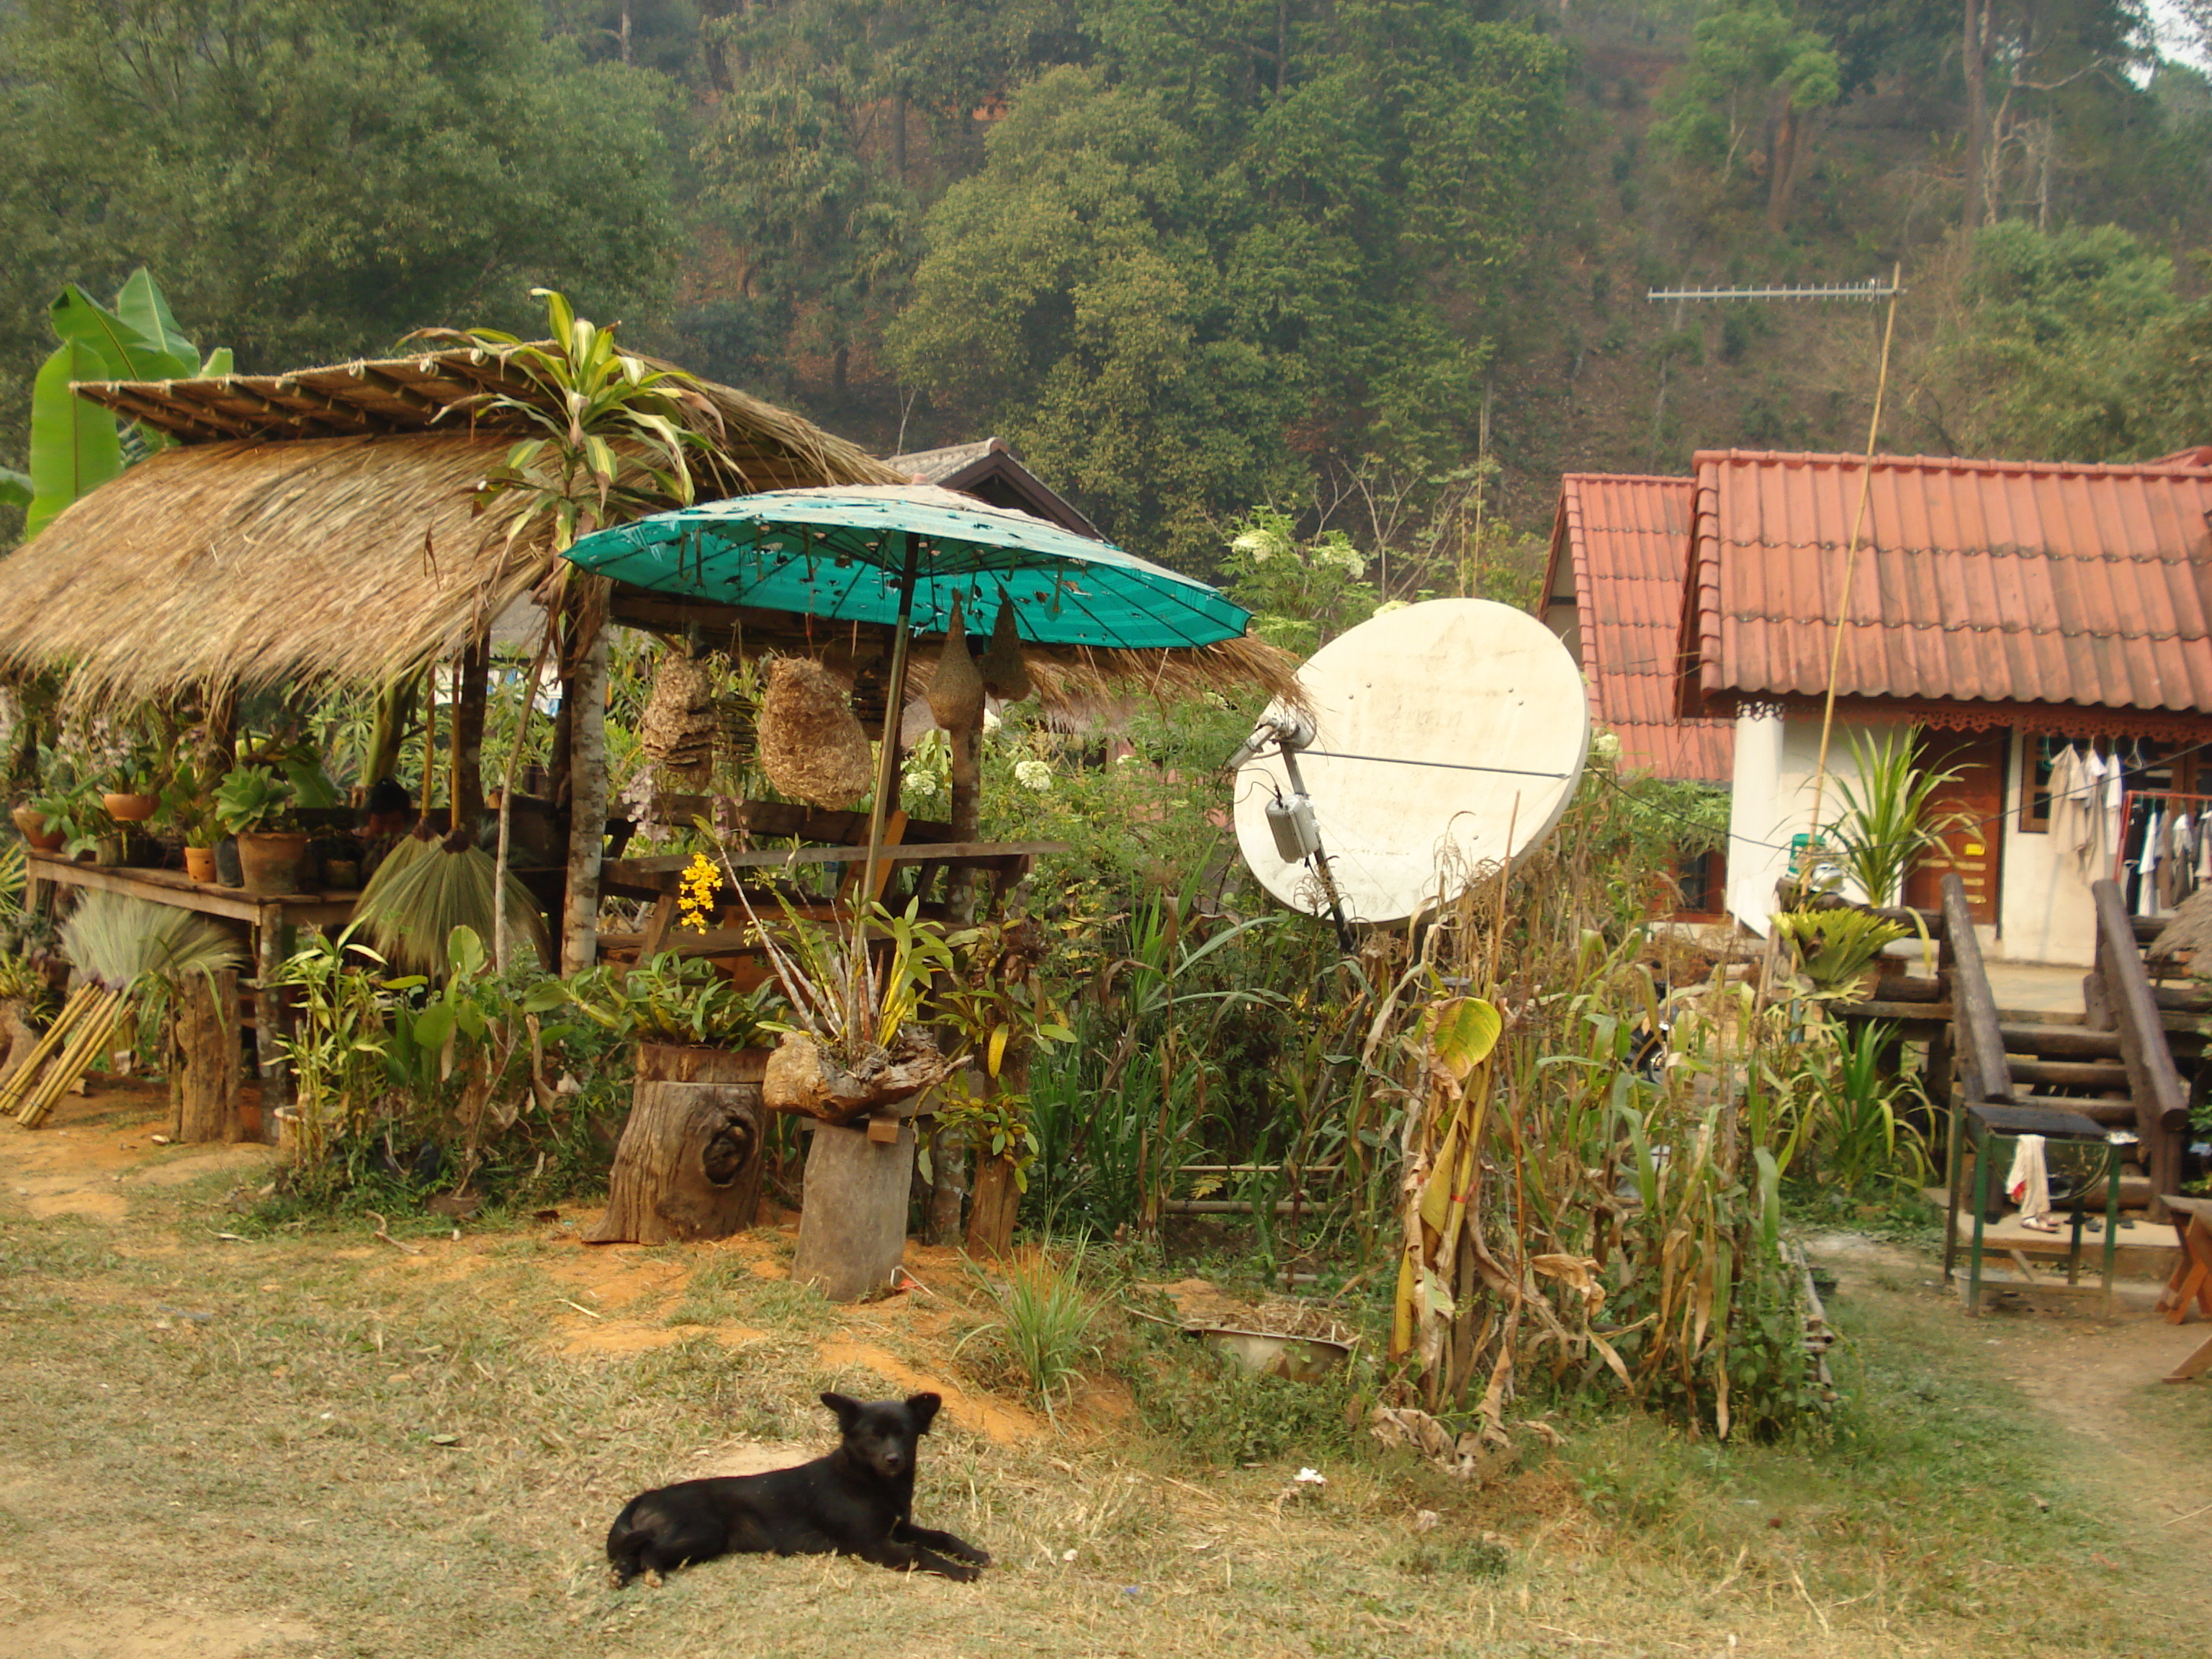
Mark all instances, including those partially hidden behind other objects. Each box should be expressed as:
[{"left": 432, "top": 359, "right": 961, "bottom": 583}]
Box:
[{"left": 1, "top": 983, "right": 128, "bottom": 1128}]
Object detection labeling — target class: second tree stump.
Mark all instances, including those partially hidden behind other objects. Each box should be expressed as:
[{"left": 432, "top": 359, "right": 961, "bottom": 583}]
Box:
[{"left": 587, "top": 1044, "right": 768, "bottom": 1244}]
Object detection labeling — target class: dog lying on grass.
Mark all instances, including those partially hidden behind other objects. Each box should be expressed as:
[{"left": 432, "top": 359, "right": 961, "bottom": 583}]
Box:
[{"left": 606, "top": 1391, "right": 991, "bottom": 1586}]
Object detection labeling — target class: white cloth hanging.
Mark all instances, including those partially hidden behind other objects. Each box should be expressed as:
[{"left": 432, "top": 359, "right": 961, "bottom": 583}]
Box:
[
  {"left": 2005, "top": 1134, "right": 2054, "bottom": 1228},
  {"left": 2139, "top": 806, "right": 2165, "bottom": 917},
  {"left": 2049, "top": 744, "right": 2089, "bottom": 865}
]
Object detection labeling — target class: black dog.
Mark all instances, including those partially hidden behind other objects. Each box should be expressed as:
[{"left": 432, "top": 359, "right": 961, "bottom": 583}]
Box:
[{"left": 606, "top": 1391, "right": 990, "bottom": 1586}]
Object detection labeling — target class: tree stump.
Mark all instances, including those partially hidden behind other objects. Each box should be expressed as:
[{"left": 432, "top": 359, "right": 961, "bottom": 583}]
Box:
[
  {"left": 169, "top": 970, "right": 243, "bottom": 1143},
  {"left": 965, "top": 1154, "right": 1020, "bottom": 1258},
  {"left": 0, "top": 999, "right": 42, "bottom": 1091},
  {"left": 792, "top": 1116, "right": 916, "bottom": 1302},
  {"left": 586, "top": 1044, "right": 768, "bottom": 1245}
]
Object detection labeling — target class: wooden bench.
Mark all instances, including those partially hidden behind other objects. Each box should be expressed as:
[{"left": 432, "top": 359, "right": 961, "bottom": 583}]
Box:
[{"left": 2158, "top": 1194, "right": 2212, "bottom": 1383}]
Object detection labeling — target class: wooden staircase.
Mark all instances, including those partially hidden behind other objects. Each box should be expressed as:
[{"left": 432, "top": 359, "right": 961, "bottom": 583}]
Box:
[{"left": 1943, "top": 873, "right": 2198, "bottom": 1222}]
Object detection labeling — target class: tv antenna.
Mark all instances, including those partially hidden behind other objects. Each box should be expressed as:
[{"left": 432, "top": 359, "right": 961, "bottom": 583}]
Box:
[{"left": 1646, "top": 261, "right": 1907, "bottom": 859}]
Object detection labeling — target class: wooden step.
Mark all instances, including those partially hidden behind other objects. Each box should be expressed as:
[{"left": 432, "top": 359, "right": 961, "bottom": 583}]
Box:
[
  {"left": 2012, "top": 1092, "right": 2137, "bottom": 1126},
  {"left": 1997, "top": 1022, "right": 2121, "bottom": 1058},
  {"left": 2152, "top": 984, "right": 2212, "bottom": 1013},
  {"left": 2131, "top": 913, "right": 2167, "bottom": 945},
  {"left": 2006, "top": 1058, "right": 2132, "bottom": 1091}
]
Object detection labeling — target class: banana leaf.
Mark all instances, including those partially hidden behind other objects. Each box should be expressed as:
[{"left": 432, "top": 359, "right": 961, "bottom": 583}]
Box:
[
  {"left": 48, "top": 282, "right": 194, "bottom": 381},
  {"left": 26, "top": 339, "right": 124, "bottom": 537},
  {"left": 0, "top": 468, "right": 28, "bottom": 510},
  {"left": 114, "top": 268, "right": 197, "bottom": 369}
]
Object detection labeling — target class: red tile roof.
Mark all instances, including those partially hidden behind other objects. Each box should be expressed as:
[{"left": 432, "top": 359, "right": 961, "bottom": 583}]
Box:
[
  {"left": 1545, "top": 474, "right": 1734, "bottom": 784},
  {"left": 1680, "top": 449, "right": 2212, "bottom": 724}
]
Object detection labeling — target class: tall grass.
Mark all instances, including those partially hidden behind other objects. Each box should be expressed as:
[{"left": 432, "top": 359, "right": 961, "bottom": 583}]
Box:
[{"left": 958, "top": 1250, "right": 1102, "bottom": 1419}]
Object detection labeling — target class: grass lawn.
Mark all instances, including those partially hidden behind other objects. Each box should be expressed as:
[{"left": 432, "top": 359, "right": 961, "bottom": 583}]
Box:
[{"left": 2, "top": 1087, "right": 2206, "bottom": 1659}]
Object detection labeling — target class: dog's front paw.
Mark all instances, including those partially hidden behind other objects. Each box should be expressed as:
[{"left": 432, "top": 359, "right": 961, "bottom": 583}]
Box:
[
  {"left": 955, "top": 1542, "right": 992, "bottom": 1567},
  {"left": 940, "top": 1560, "right": 981, "bottom": 1583}
]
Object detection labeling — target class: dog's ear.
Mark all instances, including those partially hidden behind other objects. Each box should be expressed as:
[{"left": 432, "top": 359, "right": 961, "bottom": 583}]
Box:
[
  {"left": 820, "top": 1390, "right": 863, "bottom": 1429},
  {"left": 904, "top": 1392, "right": 943, "bottom": 1433}
]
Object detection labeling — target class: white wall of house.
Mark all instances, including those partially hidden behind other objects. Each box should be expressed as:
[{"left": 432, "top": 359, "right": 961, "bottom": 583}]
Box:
[
  {"left": 1725, "top": 716, "right": 2097, "bottom": 965},
  {"left": 1996, "top": 727, "right": 2099, "bottom": 966}
]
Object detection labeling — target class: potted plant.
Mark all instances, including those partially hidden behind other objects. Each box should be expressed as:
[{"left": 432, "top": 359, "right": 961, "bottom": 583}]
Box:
[
  {"left": 158, "top": 747, "right": 221, "bottom": 881},
  {"left": 99, "top": 734, "right": 163, "bottom": 823},
  {"left": 25, "top": 778, "right": 103, "bottom": 860},
  {"left": 554, "top": 951, "right": 786, "bottom": 1245},
  {"left": 215, "top": 765, "right": 306, "bottom": 894}
]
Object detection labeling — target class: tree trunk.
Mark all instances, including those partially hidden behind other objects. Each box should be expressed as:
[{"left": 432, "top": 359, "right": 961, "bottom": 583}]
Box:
[
  {"left": 925, "top": 1112, "right": 969, "bottom": 1246},
  {"left": 587, "top": 1044, "right": 768, "bottom": 1244},
  {"left": 891, "top": 91, "right": 908, "bottom": 184},
  {"left": 943, "top": 706, "right": 984, "bottom": 925},
  {"left": 169, "top": 970, "right": 242, "bottom": 1144},
  {"left": 562, "top": 613, "right": 611, "bottom": 975},
  {"left": 1962, "top": 0, "right": 1987, "bottom": 228},
  {"left": 965, "top": 1154, "right": 1020, "bottom": 1257},
  {"left": 362, "top": 676, "right": 418, "bottom": 796},
  {"left": 451, "top": 632, "right": 490, "bottom": 833},
  {"left": 792, "top": 1118, "right": 916, "bottom": 1301},
  {"left": 1766, "top": 101, "right": 1805, "bottom": 233}
]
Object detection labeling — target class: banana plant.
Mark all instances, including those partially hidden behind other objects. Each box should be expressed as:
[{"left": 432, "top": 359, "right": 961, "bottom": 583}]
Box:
[{"left": 17, "top": 268, "right": 230, "bottom": 539}]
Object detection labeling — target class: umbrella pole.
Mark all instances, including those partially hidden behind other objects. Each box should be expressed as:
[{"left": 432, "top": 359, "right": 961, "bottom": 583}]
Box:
[{"left": 858, "top": 534, "right": 919, "bottom": 911}]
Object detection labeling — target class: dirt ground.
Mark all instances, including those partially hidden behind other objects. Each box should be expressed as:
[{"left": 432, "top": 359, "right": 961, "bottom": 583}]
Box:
[{"left": 3, "top": 1086, "right": 2208, "bottom": 1659}]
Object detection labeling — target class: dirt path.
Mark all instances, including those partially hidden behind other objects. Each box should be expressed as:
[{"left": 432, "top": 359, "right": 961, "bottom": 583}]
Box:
[{"left": 1802, "top": 1229, "right": 2212, "bottom": 1542}]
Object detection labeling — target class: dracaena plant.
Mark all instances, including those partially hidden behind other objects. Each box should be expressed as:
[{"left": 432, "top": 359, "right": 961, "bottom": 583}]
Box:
[{"left": 409, "top": 288, "right": 721, "bottom": 557}]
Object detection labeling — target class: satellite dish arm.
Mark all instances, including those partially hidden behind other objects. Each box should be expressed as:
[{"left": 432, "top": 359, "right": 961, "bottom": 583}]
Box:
[{"left": 1228, "top": 711, "right": 1353, "bottom": 954}]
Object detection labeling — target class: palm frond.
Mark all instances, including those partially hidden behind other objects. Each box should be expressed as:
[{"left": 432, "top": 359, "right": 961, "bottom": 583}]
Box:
[
  {"left": 354, "top": 838, "right": 549, "bottom": 979},
  {"left": 60, "top": 891, "right": 245, "bottom": 992}
]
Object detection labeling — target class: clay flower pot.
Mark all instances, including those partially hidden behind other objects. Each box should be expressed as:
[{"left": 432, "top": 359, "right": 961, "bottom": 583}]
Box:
[
  {"left": 11, "top": 806, "right": 63, "bottom": 853},
  {"left": 102, "top": 792, "right": 159, "bottom": 822},
  {"left": 235, "top": 830, "right": 310, "bottom": 896},
  {"left": 183, "top": 845, "right": 218, "bottom": 883}
]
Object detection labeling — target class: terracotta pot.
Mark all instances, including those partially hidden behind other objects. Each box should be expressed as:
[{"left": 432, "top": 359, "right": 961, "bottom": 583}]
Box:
[
  {"left": 235, "top": 830, "right": 310, "bottom": 896},
  {"left": 183, "top": 845, "right": 217, "bottom": 882},
  {"left": 102, "top": 792, "right": 159, "bottom": 822},
  {"left": 11, "top": 807, "right": 63, "bottom": 853}
]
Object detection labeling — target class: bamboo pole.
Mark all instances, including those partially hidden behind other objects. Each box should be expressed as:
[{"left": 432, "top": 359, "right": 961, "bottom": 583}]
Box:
[
  {"left": 0, "top": 984, "right": 99, "bottom": 1116},
  {"left": 1804, "top": 261, "right": 1904, "bottom": 850},
  {"left": 17, "top": 987, "right": 125, "bottom": 1128}
]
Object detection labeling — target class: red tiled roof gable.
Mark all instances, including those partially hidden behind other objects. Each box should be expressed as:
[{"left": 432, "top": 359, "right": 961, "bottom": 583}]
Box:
[
  {"left": 1547, "top": 474, "right": 1733, "bottom": 783},
  {"left": 1680, "top": 448, "right": 2212, "bottom": 723}
]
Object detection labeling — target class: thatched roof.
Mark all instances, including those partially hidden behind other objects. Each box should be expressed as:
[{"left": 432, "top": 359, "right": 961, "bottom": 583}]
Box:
[
  {"left": 2147, "top": 886, "right": 2212, "bottom": 967},
  {"left": 0, "top": 345, "right": 1300, "bottom": 714},
  {"left": 0, "top": 347, "right": 903, "bottom": 707}
]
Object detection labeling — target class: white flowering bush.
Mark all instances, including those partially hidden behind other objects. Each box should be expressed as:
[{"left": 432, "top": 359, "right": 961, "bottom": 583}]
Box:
[
  {"left": 1014, "top": 757, "right": 1053, "bottom": 792},
  {"left": 1220, "top": 505, "right": 1380, "bottom": 659}
]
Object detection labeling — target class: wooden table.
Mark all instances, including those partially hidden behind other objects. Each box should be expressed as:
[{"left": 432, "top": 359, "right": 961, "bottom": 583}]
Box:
[
  {"left": 2158, "top": 1195, "right": 2212, "bottom": 1383},
  {"left": 27, "top": 853, "right": 364, "bottom": 1128}
]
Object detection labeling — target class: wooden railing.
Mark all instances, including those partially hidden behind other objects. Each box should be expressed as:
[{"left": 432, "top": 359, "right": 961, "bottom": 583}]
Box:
[
  {"left": 2086, "top": 878, "right": 2190, "bottom": 1222},
  {"left": 1941, "top": 873, "right": 2013, "bottom": 1112}
]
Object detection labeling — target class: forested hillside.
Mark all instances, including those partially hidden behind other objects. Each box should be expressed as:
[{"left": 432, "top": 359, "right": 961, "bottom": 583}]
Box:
[{"left": 4, "top": 0, "right": 2211, "bottom": 582}]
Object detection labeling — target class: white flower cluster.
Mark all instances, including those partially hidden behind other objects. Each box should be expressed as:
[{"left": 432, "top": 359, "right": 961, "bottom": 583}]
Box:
[
  {"left": 1013, "top": 757, "right": 1053, "bottom": 792},
  {"left": 1308, "top": 532, "right": 1364, "bottom": 580}
]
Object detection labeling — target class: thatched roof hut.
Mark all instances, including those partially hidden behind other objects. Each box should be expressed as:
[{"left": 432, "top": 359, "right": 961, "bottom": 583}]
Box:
[
  {"left": 0, "top": 347, "right": 899, "bottom": 707},
  {"left": 0, "top": 346, "right": 1298, "bottom": 712}
]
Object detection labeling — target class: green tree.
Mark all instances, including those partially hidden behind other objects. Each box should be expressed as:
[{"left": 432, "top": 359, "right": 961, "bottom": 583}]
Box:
[
  {"left": 0, "top": 0, "right": 680, "bottom": 449},
  {"left": 1655, "top": 0, "right": 1841, "bottom": 230},
  {"left": 1911, "top": 221, "right": 2192, "bottom": 459}
]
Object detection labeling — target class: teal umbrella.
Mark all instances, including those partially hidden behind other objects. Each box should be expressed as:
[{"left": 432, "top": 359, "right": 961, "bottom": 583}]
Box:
[
  {"left": 562, "top": 484, "right": 1250, "bottom": 649},
  {"left": 563, "top": 483, "right": 1253, "bottom": 896}
]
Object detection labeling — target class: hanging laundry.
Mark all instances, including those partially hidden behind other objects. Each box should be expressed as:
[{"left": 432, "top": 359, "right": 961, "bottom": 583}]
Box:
[
  {"left": 2006, "top": 1135, "right": 2056, "bottom": 1231},
  {"left": 2138, "top": 804, "right": 2166, "bottom": 918},
  {"left": 2049, "top": 743, "right": 2090, "bottom": 868},
  {"left": 2167, "top": 810, "right": 2195, "bottom": 909}
]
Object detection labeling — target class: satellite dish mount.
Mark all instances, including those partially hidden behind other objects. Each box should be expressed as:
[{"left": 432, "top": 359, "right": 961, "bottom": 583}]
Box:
[{"left": 1228, "top": 711, "right": 1353, "bottom": 951}]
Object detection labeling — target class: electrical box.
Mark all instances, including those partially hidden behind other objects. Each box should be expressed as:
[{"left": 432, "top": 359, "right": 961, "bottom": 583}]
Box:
[{"left": 1265, "top": 793, "right": 1322, "bottom": 862}]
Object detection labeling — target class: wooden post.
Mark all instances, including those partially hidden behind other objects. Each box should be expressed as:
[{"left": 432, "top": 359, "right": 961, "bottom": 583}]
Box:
[
  {"left": 170, "top": 969, "right": 242, "bottom": 1143},
  {"left": 793, "top": 1115, "right": 916, "bottom": 1302},
  {"left": 253, "top": 904, "right": 290, "bottom": 1139},
  {"left": 587, "top": 1044, "right": 768, "bottom": 1244},
  {"left": 562, "top": 606, "right": 612, "bottom": 975},
  {"left": 926, "top": 701, "right": 984, "bottom": 1243}
]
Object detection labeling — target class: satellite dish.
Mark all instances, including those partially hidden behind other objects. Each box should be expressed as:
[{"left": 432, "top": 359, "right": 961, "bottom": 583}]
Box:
[{"left": 1231, "top": 598, "right": 1591, "bottom": 927}]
